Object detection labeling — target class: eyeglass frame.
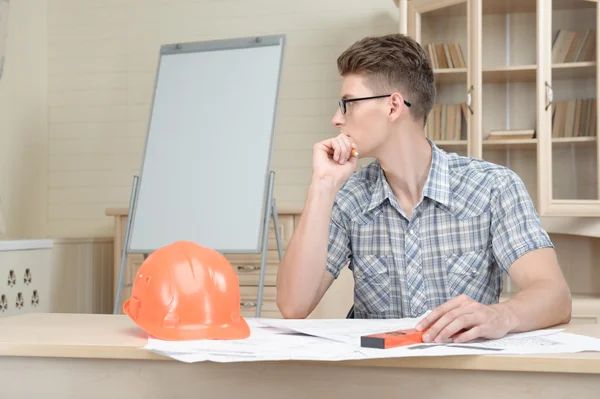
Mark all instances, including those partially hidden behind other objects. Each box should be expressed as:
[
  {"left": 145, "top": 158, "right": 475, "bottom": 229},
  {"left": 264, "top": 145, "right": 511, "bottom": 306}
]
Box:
[{"left": 338, "top": 94, "right": 411, "bottom": 114}]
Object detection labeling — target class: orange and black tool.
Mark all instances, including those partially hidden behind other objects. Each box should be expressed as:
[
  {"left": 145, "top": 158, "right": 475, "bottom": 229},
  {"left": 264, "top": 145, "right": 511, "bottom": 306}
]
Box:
[{"left": 360, "top": 328, "right": 428, "bottom": 349}]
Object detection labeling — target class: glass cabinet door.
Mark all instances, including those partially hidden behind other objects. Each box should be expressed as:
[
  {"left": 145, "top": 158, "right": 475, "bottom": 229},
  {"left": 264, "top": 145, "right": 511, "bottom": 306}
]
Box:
[
  {"left": 538, "top": 0, "right": 600, "bottom": 216},
  {"left": 479, "top": 0, "right": 540, "bottom": 211},
  {"left": 408, "top": 0, "right": 475, "bottom": 158}
]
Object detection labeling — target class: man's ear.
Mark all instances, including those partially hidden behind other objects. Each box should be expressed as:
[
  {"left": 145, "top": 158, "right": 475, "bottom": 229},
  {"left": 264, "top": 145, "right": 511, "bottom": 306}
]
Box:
[{"left": 388, "top": 93, "right": 406, "bottom": 121}]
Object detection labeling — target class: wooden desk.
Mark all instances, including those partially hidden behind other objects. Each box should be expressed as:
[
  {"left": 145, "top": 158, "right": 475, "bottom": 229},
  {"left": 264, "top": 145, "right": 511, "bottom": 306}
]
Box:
[{"left": 1, "top": 313, "right": 600, "bottom": 398}]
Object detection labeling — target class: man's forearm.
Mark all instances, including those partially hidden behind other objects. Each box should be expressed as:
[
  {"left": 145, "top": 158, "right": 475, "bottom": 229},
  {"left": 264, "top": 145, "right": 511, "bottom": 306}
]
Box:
[
  {"left": 276, "top": 176, "right": 339, "bottom": 318},
  {"left": 492, "top": 280, "right": 572, "bottom": 333}
]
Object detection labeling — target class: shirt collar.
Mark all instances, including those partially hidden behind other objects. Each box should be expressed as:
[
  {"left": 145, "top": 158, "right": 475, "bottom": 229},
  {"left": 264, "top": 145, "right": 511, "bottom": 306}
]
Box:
[
  {"left": 367, "top": 139, "right": 451, "bottom": 212},
  {"left": 422, "top": 139, "right": 451, "bottom": 208},
  {"left": 367, "top": 165, "right": 393, "bottom": 212}
]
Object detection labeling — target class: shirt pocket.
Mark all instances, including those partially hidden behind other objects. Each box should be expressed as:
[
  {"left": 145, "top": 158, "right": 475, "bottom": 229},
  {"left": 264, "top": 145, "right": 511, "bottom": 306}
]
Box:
[
  {"left": 445, "top": 248, "right": 492, "bottom": 298},
  {"left": 351, "top": 254, "right": 391, "bottom": 315},
  {"left": 431, "top": 210, "right": 492, "bottom": 256}
]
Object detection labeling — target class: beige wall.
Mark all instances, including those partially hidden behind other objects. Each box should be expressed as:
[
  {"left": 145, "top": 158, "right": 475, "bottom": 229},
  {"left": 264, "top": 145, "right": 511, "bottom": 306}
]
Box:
[
  {"left": 44, "top": 0, "right": 400, "bottom": 238},
  {"left": 0, "top": 0, "right": 47, "bottom": 238}
]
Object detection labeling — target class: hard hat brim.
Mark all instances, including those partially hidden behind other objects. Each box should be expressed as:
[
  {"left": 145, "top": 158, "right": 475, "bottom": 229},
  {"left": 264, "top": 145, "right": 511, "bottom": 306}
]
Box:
[{"left": 124, "top": 299, "right": 251, "bottom": 341}]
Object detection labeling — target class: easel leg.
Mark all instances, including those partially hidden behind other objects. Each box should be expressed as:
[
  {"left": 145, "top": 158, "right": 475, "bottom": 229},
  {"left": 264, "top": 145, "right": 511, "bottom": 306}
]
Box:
[
  {"left": 113, "top": 175, "right": 139, "bottom": 315},
  {"left": 271, "top": 198, "right": 284, "bottom": 262},
  {"left": 256, "top": 171, "right": 281, "bottom": 318}
]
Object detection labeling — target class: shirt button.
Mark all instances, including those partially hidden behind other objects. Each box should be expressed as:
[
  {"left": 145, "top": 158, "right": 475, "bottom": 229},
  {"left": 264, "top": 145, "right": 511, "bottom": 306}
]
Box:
[
  {"left": 471, "top": 268, "right": 478, "bottom": 274},
  {"left": 408, "top": 229, "right": 414, "bottom": 235}
]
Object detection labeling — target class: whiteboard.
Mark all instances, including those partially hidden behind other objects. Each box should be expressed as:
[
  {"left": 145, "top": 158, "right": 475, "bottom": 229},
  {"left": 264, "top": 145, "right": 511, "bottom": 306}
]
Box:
[{"left": 128, "top": 35, "right": 285, "bottom": 254}]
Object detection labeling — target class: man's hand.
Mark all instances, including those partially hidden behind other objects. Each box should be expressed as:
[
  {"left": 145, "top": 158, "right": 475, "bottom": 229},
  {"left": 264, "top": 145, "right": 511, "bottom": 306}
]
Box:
[
  {"left": 312, "top": 133, "right": 358, "bottom": 190},
  {"left": 415, "top": 295, "right": 517, "bottom": 343}
]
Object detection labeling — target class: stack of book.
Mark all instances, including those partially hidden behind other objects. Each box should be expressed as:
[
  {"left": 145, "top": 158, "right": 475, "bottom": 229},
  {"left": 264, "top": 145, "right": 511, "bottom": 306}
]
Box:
[
  {"left": 551, "top": 98, "right": 597, "bottom": 138},
  {"left": 425, "top": 103, "right": 467, "bottom": 141},
  {"left": 424, "top": 43, "right": 465, "bottom": 69},
  {"left": 552, "top": 29, "right": 596, "bottom": 63}
]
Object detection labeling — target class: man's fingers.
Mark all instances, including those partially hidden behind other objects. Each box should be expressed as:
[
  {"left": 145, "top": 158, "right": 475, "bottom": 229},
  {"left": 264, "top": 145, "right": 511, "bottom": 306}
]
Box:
[
  {"left": 335, "top": 135, "right": 351, "bottom": 163},
  {"left": 318, "top": 138, "right": 336, "bottom": 158},
  {"left": 320, "top": 134, "right": 357, "bottom": 166},
  {"left": 451, "top": 326, "right": 483, "bottom": 343},
  {"left": 340, "top": 133, "right": 353, "bottom": 150},
  {"left": 416, "top": 295, "right": 467, "bottom": 331},
  {"left": 329, "top": 137, "right": 342, "bottom": 162},
  {"left": 422, "top": 304, "right": 476, "bottom": 342},
  {"left": 332, "top": 136, "right": 342, "bottom": 162},
  {"left": 434, "top": 313, "right": 480, "bottom": 343}
]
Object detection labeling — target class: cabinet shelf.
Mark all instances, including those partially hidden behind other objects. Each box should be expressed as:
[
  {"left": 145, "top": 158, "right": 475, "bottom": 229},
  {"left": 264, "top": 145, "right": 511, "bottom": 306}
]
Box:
[
  {"left": 482, "top": 65, "right": 536, "bottom": 84},
  {"left": 482, "top": 0, "right": 594, "bottom": 15},
  {"left": 426, "top": 0, "right": 594, "bottom": 18},
  {"left": 482, "top": 139, "right": 536, "bottom": 150},
  {"left": 552, "top": 136, "right": 597, "bottom": 145},
  {"left": 435, "top": 137, "right": 597, "bottom": 152},
  {"left": 436, "top": 62, "right": 596, "bottom": 86},
  {"left": 552, "top": 61, "right": 597, "bottom": 80},
  {"left": 434, "top": 140, "right": 467, "bottom": 151},
  {"left": 433, "top": 68, "right": 467, "bottom": 84},
  {"left": 438, "top": 62, "right": 597, "bottom": 85},
  {"left": 481, "top": 137, "right": 596, "bottom": 150}
]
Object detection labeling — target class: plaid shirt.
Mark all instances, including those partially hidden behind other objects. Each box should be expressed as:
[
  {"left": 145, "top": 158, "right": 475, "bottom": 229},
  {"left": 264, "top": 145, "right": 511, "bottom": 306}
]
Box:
[{"left": 326, "top": 140, "right": 554, "bottom": 319}]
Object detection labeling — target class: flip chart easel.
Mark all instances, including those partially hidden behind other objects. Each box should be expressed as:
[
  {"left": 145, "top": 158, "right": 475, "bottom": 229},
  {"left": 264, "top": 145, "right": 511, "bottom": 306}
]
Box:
[{"left": 113, "top": 34, "right": 286, "bottom": 318}]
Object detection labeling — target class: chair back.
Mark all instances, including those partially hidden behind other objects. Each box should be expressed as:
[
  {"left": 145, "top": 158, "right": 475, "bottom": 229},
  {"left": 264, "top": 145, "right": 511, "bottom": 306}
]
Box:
[{"left": 345, "top": 305, "right": 355, "bottom": 319}]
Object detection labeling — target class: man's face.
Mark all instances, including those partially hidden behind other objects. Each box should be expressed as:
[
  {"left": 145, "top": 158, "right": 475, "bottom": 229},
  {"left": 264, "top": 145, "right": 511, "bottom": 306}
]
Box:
[{"left": 331, "top": 74, "right": 391, "bottom": 158}]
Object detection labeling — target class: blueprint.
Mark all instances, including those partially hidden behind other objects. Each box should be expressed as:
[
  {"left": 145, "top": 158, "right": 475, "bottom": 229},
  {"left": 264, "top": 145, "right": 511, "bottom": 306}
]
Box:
[{"left": 143, "top": 316, "right": 600, "bottom": 363}]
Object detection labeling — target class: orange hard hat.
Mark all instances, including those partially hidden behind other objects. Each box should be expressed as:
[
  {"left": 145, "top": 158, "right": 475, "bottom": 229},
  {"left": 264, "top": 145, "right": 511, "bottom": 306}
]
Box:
[{"left": 123, "top": 240, "right": 250, "bottom": 341}]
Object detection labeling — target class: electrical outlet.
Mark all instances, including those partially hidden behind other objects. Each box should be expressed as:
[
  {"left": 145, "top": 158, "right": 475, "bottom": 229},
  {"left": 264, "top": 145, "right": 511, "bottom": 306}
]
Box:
[
  {"left": 7, "top": 270, "right": 15, "bottom": 287},
  {"left": 31, "top": 290, "right": 39, "bottom": 307},
  {"left": 24, "top": 268, "right": 32, "bottom": 285},
  {"left": 15, "top": 292, "right": 23, "bottom": 309}
]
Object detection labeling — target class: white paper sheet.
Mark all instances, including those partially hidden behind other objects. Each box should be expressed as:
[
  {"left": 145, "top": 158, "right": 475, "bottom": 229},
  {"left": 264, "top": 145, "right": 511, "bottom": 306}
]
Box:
[
  {"left": 143, "top": 317, "right": 600, "bottom": 363},
  {"left": 255, "top": 312, "right": 430, "bottom": 346},
  {"left": 355, "top": 330, "right": 600, "bottom": 359},
  {"left": 144, "top": 319, "right": 361, "bottom": 363}
]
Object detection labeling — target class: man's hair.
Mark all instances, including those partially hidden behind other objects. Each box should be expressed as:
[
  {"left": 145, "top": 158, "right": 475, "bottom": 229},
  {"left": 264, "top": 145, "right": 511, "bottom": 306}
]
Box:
[{"left": 336, "top": 33, "right": 436, "bottom": 125}]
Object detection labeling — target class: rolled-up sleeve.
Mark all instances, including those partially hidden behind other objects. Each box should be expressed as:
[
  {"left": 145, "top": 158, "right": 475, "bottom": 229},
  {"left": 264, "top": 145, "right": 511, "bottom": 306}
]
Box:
[
  {"left": 491, "top": 171, "right": 554, "bottom": 273},
  {"left": 325, "top": 201, "right": 352, "bottom": 279}
]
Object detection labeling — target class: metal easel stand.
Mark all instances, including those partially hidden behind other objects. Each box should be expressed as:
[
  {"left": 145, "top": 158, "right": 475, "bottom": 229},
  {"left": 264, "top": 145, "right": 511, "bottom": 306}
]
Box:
[
  {"left": 113, "top": 175, "right": 140, "bottom": 314},
  {"left": 256, "top": 171, "right": 284, "bottom": 317},
  {"left": 114, "top": 172, "right": 284, "bottom": 317}
]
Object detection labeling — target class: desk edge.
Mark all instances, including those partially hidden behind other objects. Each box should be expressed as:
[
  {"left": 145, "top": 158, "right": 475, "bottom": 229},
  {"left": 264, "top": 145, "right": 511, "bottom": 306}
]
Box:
[{"left": 2, "top": 344, "right": 599, "bottom": 373}]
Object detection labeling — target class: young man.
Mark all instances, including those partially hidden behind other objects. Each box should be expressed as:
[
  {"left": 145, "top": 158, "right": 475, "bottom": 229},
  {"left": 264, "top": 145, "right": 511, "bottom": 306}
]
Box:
[{"left": 276, "top": 34, "right": 572, "bottom": 343}]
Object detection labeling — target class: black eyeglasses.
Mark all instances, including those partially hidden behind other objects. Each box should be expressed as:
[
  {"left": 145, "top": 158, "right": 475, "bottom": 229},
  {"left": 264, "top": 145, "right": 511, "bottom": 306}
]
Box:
[{"left": 338, "top": 94, "right": 411, "bottom": 114}]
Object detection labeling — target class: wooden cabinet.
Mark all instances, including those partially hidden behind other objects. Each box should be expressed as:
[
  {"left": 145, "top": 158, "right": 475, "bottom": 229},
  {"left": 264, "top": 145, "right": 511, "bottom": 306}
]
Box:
[
  {"left": 539, "top": 0, "right": 600, "bottom": 216},
  {"left": 105, "top": 207, "right": 355, "bottom": 319},
  {"left": 399, "top": 0, "right": 600, "bottom": 323},
  {"left": 405, "top": 0, "right": 600, "bottom": 217}
]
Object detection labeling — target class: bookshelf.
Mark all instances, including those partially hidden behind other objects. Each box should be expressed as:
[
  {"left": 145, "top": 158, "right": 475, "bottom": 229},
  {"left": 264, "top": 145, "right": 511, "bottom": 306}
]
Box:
[
  {"left": 406, "top": 0, "right": 599, "bottom": 215},
  {"left": 401, "top": 0, "right": 600, "bottom": 323}
]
